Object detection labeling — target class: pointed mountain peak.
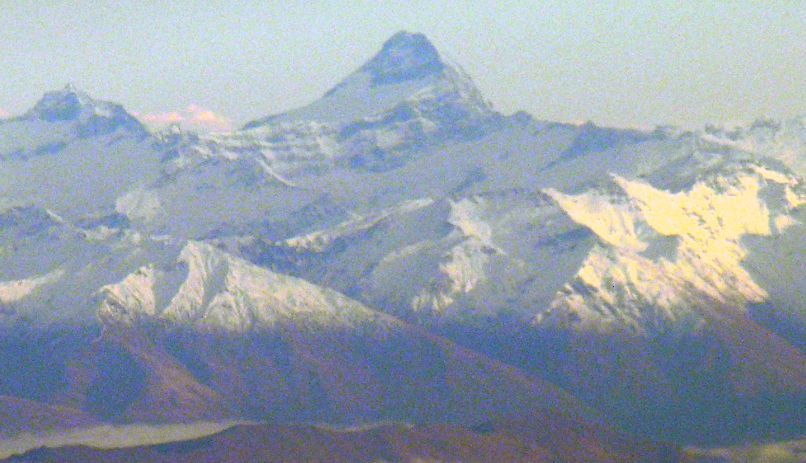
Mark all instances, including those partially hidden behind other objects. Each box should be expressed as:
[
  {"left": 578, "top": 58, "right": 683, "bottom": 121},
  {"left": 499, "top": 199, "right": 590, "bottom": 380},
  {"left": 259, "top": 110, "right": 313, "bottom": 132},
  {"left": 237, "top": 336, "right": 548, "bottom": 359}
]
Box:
[
  {"left": 26, "top": 84, "right": 96, "bottom": 121},
  {"left": 243, "top": 31, "right": 492, "bottom": 129},
  {"left": 384, "top": 30, "right": 435, "bottom": 48},
  {"left": 361, "top": 31, "right": 444, "bottom": 86},
  {"left": 23, "top": 85, "right": 146, "bottom": 137}
]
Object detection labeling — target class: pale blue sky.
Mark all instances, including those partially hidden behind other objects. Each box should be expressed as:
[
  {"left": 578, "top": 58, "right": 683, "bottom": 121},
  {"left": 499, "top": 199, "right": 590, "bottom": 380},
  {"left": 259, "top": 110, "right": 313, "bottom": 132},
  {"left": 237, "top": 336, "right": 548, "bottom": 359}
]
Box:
[{"left": 0, "top": 1, "right": 803, "bottom": 129}]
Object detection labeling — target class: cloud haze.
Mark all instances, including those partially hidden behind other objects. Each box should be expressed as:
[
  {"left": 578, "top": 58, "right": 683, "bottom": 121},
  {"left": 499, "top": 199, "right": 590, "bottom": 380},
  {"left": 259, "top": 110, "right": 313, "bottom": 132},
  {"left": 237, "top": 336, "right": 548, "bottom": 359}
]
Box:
[
  {"left": 135, "top": 105, "right": 232, "bottom": 132},
  {"left": 0, "top": 421, "right": 247, "bottom": 460},
  {"left": 0, "top": 108, "right": 10, "bottom": 119}
]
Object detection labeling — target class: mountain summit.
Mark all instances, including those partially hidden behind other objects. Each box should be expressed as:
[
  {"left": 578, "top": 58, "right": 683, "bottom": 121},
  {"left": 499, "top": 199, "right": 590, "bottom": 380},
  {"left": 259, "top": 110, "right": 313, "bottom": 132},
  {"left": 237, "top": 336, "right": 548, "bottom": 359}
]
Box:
[
  {"left": 25, "top": 84, "right": 97, "bottom": 122},
  {"left": 360, "top": 31, "right": 445, "bottom": 86},
  {"left": 21, "top": 84, "right": 145, "bottom": 137},
  {"left": 243, "top": 31, "right": 492, "bottom": 129}
]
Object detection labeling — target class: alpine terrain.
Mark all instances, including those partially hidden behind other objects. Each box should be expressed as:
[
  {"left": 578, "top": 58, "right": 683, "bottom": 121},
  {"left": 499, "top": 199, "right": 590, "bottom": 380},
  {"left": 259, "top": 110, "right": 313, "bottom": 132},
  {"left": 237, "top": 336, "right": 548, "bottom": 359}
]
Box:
[{"left": 0, "top": 31, "right": 802, "bottom": 461}]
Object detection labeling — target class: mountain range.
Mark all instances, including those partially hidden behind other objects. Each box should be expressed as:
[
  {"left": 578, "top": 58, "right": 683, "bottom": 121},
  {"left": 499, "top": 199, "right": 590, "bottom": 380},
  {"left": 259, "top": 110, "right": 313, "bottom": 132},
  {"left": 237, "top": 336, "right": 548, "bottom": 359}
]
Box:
[{"left": 0, "top": 31, "right": 803, "bottom": 461}]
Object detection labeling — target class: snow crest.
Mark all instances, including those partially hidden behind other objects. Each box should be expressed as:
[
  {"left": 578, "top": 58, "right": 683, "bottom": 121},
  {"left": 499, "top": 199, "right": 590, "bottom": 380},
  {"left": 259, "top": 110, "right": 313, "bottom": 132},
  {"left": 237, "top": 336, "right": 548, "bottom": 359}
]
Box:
[
  {"left": 538, "top": 167, "right": 803, "bottom": 333},
  {"left": 97, "top": 241, "right": 385, "bottom": 332}
]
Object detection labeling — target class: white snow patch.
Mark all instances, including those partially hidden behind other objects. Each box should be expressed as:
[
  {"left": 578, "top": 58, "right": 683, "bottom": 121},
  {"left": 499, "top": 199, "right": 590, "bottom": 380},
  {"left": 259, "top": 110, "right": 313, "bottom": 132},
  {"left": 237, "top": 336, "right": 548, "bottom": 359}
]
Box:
[
  {"left": 116, "top": 189, "right": 164, "bottom": 222},
  {"left": 0, "top": 269, "right": 64, "bottom": 305}
]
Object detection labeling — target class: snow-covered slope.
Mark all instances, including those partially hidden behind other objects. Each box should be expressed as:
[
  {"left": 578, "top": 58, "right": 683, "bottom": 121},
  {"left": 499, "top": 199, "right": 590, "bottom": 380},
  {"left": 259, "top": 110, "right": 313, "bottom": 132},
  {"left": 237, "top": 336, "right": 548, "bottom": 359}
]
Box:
[
  {"left": 237, "top": 190, "right": 595, "bottom": 322},
  {"left": 236, "top": 153, "right": 804, "bottom": 337},
  {"left": 97, "top": 241, "right": 388, "bottom": 332},
  {"left": 0, "top": 205, "right": 173, "bottom": 325},
  {"left": 538, "top": 164, "right": 805, "bottom": 334}
]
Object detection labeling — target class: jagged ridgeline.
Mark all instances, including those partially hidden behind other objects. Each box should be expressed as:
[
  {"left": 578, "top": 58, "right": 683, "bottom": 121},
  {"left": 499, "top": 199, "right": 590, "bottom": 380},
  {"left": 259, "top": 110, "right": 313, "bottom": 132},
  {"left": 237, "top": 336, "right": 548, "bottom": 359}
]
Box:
[{"left": 0, "top": 31, "right": 803, "bottom": 460}]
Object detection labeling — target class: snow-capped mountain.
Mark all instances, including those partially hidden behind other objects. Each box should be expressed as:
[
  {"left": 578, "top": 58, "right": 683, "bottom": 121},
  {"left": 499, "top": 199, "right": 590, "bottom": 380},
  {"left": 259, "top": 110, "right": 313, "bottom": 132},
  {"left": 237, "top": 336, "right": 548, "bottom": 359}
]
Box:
[
  {"left": 244, "top": 31, "right": 493, "bottom": 128},
  {"left": 0, "top": 84, "right": 147, "bottom": 163},
  {"left": 166, "top": 31, "right": 500, "bottom": 183},
  {"left": 0, "top": 86, "right": 160, "bottom": 222},
  {"left": 0, "top": 31, "right": 803, "bottom": 448},
  {"left": 22, "top": 84, "right": 146, "bottom": 137}
]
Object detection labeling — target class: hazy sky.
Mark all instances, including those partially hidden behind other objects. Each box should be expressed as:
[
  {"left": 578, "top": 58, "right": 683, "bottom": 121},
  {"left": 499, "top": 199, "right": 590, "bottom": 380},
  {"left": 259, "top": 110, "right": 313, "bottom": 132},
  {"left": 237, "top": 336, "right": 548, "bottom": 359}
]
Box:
[{"left": 0, "top": 1, "right": 803, "bottom": 130}]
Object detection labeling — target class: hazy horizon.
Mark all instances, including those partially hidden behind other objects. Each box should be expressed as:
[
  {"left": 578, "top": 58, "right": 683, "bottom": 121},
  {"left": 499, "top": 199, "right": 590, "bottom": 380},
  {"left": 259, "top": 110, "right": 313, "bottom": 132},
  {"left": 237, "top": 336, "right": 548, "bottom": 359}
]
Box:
[{"left": 1, "top": 1, "right": 804, "bottom": 131}]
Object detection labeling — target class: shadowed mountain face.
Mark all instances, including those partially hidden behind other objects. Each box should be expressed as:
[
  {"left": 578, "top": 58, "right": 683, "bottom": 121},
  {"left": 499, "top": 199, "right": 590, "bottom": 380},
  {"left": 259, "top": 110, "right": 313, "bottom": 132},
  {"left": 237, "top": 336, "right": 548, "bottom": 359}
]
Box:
[{"left": 0, "top": 30, "right": 804, "bottom": 456}]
